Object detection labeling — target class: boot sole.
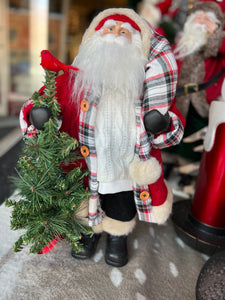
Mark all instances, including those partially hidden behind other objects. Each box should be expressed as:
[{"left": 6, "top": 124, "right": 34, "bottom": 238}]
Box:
[
  {"left": 105, "top": 256, "right": 128, "bottom": 267},
  {"left": 71, "top": 252, "right": 92, "bottom": 260},
  {"left": 71, "top": 234, "right": 101, "bottom": 260}
]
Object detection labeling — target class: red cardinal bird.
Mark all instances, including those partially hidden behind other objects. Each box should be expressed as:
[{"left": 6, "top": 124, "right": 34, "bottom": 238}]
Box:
[{"left": 40, "top": 50, "right": 80, "bottom": 73}]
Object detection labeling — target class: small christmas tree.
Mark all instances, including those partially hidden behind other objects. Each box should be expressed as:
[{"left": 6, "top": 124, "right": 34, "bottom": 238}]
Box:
[{"left": 5, "top": 69, "right": 91, "bottom": 254}]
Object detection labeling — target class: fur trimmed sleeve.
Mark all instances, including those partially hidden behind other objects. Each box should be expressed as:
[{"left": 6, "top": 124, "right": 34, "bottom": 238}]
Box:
[{"left": 203, "top": 29, "right": 225, "bottom": 58}]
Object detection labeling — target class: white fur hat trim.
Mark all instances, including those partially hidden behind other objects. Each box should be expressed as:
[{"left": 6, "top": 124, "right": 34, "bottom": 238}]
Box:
[{"left": 129, "top": 157, "right": 161, "bottom": 186}]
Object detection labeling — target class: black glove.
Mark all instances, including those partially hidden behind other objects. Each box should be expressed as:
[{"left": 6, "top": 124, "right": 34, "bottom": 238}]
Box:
[
  {"left": 144, "top": 109, "right": 170, "bottom": 135},
  {"left": 29, "top": 107, "right": 51, "bottom": 130}
]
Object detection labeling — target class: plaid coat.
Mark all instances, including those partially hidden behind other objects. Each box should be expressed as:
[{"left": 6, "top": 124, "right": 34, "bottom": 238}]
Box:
[{"left": 20, "top": 32, "right": 184, "bottom": 226}]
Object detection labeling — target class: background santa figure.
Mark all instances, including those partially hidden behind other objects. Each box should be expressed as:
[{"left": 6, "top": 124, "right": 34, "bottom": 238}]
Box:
[{"left": 162, "top": 0, "right": 225, "bottom": 187}]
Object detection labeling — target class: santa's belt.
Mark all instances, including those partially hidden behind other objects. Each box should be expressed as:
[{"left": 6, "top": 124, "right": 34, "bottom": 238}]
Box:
[{"left": 176, "top": 69, "right": 225, "bottom": 97}]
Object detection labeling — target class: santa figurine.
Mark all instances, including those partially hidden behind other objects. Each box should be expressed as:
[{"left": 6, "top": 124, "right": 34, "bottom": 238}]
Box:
[
  {"left": 162, "top": 0, "right": 225, "bottom": 184},
  {"left": 20, "top": 8, "right": 184, "bottom": 267}
]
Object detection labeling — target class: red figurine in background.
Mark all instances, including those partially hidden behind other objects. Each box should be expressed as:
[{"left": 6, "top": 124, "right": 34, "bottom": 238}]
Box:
[
  {"left": 172, "top": 100, "right": 225, "bottom": 255},
  {"left": 172, "top": 0, "right": 225, "bottom": 256}
]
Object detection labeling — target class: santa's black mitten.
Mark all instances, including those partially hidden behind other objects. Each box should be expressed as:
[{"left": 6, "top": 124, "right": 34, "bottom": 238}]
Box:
[
  {"left": 144, "top": 109, "right": 170, "bottom": 135},
  {"left": 29, "top": 107, "right": 51, "bottom": 130}
]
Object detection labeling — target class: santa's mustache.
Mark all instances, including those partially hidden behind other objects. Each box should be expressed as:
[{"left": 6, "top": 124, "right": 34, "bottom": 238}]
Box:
[{"left": 101, "top": 33, "right": 131, "bottom": 46}]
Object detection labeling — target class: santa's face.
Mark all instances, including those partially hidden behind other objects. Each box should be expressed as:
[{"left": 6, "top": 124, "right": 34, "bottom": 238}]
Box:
[
  {"left": 72, "top": 19, "right": 147, "bottom": 101},
  {"left": 192, "top": 12, "right": 218, "bottom": 34},
  {"left": 101, "top": 20, "right": 132, "bottom": 42},
  {"left": 174, "top": 10, "right": 219, "bottom": 59}
]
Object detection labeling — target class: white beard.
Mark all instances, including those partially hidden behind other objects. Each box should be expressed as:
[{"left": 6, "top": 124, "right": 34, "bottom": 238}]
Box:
[
  {"left": 174, "top": 14, "right": 208, "bottom": 59},
  {"left": 71, "top": 31, "right": 147, "bottom": 101},
  {"left": 71, "top": 31, "right": 147, "bottom": 186}
]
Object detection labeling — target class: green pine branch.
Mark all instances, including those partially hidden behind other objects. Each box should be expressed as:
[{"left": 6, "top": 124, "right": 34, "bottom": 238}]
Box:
[{"left": 5, "top": 69, "right": 91, "bottom": 254}]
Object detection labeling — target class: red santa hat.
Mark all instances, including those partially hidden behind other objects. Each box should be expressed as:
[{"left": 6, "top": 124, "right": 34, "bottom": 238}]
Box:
[
  {"left": 80, "top": 8, "right": 152, "bottom": 59},
  {"left": 95, "top": 14, "right": 141, "bottom": 32},
  {"left": 157, "top": 0, "right": 173, "bottom": 15}
]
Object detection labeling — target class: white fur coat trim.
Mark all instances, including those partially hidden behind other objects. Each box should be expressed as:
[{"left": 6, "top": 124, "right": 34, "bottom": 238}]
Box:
[
  {"left": 102, "top": 215, "right": 136, "bottom": 236},
  {"left": 129, "top": 157, "right": 161, "bottom": 186}
]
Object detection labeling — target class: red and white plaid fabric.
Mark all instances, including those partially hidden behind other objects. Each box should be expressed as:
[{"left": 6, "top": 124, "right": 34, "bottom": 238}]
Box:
[
  {"left": 78, "top": 31, "right": 184, "bottom": 226},
  {"left": 20, "top": 100, "right": 37, "bottom": 138}
]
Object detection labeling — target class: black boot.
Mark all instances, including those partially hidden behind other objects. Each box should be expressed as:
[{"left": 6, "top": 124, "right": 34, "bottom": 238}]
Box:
[
  {"left": 71, "top": 233, "right": 101, "bottom": 260},
  {"left": 105, "top": 234, "right": 128, "bottom": 267}
]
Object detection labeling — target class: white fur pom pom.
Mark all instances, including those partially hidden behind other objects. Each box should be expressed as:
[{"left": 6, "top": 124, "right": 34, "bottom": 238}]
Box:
[{"left": 129, "top": 157, "right": 161, "bottom": 186}]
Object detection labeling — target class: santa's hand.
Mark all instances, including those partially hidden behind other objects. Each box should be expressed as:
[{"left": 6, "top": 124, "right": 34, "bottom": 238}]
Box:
[
  {"left": 144, "top": 109, "right": 170, "bottom": 135},
  {"left": 29, "top": 107, "right": 51, "bottom": 130}
]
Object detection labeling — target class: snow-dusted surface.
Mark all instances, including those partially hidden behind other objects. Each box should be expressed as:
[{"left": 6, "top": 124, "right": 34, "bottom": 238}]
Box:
[{"left": 0, "top": 188, "right": 207, "bottom": 300}]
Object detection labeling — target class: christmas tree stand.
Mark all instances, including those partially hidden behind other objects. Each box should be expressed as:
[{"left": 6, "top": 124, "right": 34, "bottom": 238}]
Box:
[{"left": 172, "top": 101, "right": 225, "bottom": 256}]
